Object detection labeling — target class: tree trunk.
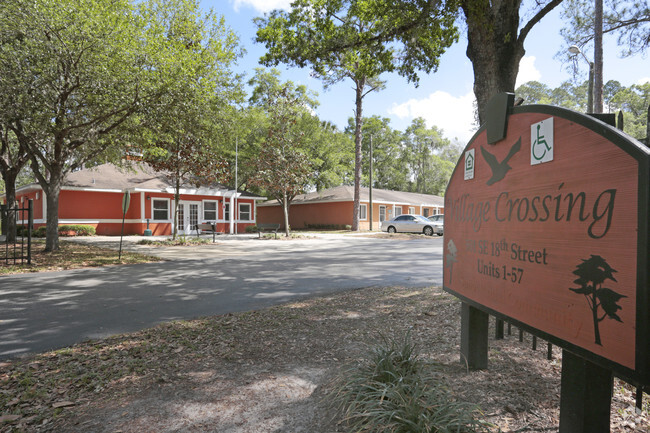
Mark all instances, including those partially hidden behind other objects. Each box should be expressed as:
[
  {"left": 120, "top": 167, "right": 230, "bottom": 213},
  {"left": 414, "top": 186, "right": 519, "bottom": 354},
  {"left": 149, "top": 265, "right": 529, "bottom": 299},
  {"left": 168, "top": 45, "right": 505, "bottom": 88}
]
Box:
[
  {"left": 461, "top": 1, "right": 563, "bottom": 124},
  {"left": 173, "top": 178, "right": 180, "bottom": 240},
  {"left": 42, "top": 169, "right": 63, "bottom": 252},
  {"left": 352, "top": 77, "right": 365, "bottom": 231},
  {"left": 592, "top": 290, "right": 602, "bottom": 345},
  {"left": 462, "top": 1, "right": 525, "bottom": 124},
  {"left": 593, "top": 0, "right": 604, "bottom": 113},
  {"left": 1, "top": 171, "right": 19, "bottom": 243},
  {"left": 282, "top": 190, "right": 290, "bottom": 236}
]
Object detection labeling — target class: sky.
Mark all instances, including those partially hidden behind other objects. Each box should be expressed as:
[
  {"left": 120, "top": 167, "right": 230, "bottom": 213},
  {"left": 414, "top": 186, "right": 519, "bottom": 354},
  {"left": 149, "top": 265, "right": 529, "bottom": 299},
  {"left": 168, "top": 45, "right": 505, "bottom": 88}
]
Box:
[{"left": 203, "top": 0, "right": 649, "bottom": 144}]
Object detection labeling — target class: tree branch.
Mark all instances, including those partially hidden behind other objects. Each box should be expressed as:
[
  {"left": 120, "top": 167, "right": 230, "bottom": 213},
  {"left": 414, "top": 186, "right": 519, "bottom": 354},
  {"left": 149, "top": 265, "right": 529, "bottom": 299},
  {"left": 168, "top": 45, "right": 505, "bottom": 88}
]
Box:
[{"left": 518, "top": 0, "right": 565, "bottom": 45}]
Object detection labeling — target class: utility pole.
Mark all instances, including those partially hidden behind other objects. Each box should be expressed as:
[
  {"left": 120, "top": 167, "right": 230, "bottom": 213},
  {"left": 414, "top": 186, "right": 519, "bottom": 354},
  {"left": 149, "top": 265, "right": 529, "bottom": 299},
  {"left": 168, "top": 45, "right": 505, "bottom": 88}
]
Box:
[
  {"left": 594, "top": 0, "right": 604, "bottom": 113},
  {"left": 369, "top": 135, "right": 373, "bottom": 231}
]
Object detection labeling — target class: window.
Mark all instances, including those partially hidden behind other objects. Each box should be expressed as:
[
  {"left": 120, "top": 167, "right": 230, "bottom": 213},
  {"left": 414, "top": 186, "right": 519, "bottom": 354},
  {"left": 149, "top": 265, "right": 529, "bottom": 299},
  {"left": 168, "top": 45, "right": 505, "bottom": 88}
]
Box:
[
  {"left": 224, "top": 203, "right": 230, "bottom": 221},
  {"left": 203, "top": 201, "right": 217, "bottom": 220},
  {"left": 379, "top": 206, "right": 386, "bottom": 222},
  {"left": 408, "top": 207, "right": 415, "bottom": 214},
  {"left": 152, "top": 199, "right": 169, "bottom": 220},
  {"left": 394, "top": 206, "right": 402, "bottom": 217},
  {"left": 239, "top": 203, "right": 251, "bottom": 221},
  {"left": 360, "top": 204, "right": 367, "bottom": 220},
  {"left": 423, "top": 208, "right": 430, "bottom": 217}
]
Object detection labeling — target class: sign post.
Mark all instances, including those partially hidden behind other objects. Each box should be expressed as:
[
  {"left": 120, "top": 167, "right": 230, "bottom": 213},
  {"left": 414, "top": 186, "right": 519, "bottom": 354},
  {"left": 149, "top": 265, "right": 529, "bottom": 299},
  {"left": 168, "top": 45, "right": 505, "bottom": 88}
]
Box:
[{"left": 444, "top": 93, "right": 649, "bottom": 431}]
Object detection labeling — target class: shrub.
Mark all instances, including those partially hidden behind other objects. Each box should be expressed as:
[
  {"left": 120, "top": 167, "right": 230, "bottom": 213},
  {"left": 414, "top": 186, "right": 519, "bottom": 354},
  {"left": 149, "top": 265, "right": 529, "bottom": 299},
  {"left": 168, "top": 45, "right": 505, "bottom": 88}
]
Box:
[
  {"left": 33, "top": 226, "right": 46, "bottom": 237},
  {"left": 331, "top": 333, "right": 488, "bottom": 433},
  {"left": 57, "top": 225, "right": 96, "bottom": 237},
  {"left": 245, "top": 225, "right": 258, "bottom": 233}
]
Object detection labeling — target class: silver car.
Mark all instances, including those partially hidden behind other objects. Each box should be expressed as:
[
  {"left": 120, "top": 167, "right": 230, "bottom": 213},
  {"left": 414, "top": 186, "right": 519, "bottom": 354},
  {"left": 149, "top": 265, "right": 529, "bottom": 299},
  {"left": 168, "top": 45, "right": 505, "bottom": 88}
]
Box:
[
  {"left": 381, "top": 214, "right": 437, "bottom": 236},
  {"left": 427, "top": 214, "right": 444, "bottom": 236}
]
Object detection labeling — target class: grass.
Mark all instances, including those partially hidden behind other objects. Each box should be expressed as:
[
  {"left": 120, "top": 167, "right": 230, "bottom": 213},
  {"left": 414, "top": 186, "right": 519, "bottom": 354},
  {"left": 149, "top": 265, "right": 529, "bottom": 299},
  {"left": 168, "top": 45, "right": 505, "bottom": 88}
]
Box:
[
  {"left": 0, "top": 239, "right": 162, "bottom": 275},
  {"left": 331, "top": 333, "right": 489, "bottom": 433}
]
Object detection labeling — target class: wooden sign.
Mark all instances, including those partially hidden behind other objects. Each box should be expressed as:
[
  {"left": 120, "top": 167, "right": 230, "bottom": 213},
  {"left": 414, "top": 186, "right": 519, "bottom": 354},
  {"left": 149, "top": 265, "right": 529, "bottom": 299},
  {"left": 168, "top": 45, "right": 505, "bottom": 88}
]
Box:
[{"left": 444, "top": 96, "right": 650, "bottom": 385}]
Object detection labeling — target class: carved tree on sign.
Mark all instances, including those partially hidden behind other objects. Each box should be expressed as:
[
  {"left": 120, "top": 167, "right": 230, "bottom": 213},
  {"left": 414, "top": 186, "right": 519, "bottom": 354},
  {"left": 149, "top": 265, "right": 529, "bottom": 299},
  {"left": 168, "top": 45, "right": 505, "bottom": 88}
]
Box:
[{"left": 569, "top": 255, "right": 626, "bottom": 346}]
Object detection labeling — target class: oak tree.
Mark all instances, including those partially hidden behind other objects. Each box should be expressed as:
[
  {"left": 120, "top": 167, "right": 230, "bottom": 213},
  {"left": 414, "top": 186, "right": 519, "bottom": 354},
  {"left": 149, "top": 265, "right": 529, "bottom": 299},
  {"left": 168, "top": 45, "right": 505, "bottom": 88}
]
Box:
[{"left": 254, "top": 0, "right": 458, "bottom": 230}]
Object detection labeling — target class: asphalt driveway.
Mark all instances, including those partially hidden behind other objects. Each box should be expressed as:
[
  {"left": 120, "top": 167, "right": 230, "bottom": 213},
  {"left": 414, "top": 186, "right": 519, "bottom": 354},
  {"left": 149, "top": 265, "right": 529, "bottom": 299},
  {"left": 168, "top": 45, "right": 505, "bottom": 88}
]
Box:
[{"left": 0, "top": 234, "right": 443, "bottom": 359}]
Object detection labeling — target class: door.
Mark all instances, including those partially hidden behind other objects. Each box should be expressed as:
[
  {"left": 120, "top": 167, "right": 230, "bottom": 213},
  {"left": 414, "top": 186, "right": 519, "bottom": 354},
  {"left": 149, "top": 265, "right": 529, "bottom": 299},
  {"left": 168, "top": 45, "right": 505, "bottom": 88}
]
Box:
[{"left": 176, "top": 201, "right": 200, "bottom": 235}]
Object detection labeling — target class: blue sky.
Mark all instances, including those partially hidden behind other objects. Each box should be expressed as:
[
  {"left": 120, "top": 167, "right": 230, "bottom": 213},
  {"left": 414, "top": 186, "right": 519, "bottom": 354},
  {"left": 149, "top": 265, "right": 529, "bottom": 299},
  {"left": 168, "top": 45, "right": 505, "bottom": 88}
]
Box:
[{"left": 205, "top": 0, "right": 649, "bottom": 143}]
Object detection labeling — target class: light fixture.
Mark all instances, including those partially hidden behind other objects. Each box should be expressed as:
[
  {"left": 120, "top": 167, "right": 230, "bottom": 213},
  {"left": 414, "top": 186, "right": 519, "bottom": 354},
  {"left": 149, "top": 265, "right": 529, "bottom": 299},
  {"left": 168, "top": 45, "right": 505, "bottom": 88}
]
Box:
[{"left": 568, "top": 45, "right": 594, "bottom": 113}]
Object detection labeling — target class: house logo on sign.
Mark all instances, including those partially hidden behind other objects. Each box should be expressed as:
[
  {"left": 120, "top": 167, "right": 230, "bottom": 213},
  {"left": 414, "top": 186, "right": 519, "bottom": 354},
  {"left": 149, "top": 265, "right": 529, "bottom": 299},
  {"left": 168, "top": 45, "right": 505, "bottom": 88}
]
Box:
[
  {"left": 464, "top": 149, "right": 475, "bottom": 180},
  {"left": 531, "top": 117, "right": 554, "bottom": 165}
]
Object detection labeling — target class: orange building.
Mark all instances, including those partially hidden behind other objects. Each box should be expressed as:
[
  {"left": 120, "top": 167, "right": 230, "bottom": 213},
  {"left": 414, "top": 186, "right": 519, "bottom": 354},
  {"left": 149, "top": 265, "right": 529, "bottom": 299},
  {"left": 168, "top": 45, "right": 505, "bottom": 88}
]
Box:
[
  {"left": 7, "top": 163, "right": 264, "bottom": 236},
  {"left": 257, "top": 186, "right": 444, "bottom": 231}
]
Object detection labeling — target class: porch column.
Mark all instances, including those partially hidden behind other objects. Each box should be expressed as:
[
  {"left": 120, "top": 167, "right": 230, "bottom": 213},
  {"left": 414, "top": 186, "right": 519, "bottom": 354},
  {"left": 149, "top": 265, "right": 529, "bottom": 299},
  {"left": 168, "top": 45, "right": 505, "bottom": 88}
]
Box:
[{"left": 229, "top": 194, "right": 235, "bottom": 234}]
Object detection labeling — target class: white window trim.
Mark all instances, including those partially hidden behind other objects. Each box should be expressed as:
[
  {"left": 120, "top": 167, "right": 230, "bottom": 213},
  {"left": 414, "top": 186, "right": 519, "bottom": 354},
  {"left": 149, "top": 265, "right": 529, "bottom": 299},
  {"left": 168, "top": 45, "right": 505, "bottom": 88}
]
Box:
[
  {"left": 379, "top": 205, "right": 387, "bottom": 222},
  {"left": 238, "top": 202, "right": 252, "bottom": 222},
  {"left": 394, "top": 206, "right": 402, "bottom": 217},
  {"left": 203, "top": 200, "right": 218, "bottom": 222},
  {"left": 360, "top": 203, "right": 367, "bottom": 220},
  {"left": 152, "top": 198, "right": 171, "bottom": 221},
  {"left": 408, "top": 206, "right": 415, "bottom": 215}
]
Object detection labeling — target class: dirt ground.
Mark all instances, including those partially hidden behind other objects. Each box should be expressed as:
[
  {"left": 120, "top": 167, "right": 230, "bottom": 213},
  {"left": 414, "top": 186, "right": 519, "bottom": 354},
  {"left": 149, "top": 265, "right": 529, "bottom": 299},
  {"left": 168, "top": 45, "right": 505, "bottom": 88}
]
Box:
[{"left": 1, "top": 286, "right": 648, "bottom": 432}]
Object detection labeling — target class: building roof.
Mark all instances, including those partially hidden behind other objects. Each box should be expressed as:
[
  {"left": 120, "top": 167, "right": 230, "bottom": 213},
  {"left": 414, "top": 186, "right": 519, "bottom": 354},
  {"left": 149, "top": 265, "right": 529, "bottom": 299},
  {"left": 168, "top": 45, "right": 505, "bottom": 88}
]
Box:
[
  {"left": 258, "top": 185, "right": 444, "bottom": 207},
  {"left": 15, "top": 163, "right": 263, "bottom": 199}
]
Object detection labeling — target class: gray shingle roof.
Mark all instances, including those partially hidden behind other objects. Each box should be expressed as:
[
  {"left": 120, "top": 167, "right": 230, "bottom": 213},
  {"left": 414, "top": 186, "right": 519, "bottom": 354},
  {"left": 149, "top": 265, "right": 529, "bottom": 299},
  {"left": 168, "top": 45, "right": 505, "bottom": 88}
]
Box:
[
  {"left": 258, "top": 185, "right": 444, "bottom": 207},
  {"left": 16, "top": 163, "right": 262, "bottom": 198}
]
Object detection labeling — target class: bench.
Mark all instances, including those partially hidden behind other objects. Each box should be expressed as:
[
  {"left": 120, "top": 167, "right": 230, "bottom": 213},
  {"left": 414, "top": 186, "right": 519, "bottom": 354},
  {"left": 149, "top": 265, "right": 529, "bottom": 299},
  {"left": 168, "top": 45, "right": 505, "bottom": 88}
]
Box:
[
  {"left": 257, "top": 223, "right": 280, "bottom": 239},
  {"left": 195, "top": 223, "right": 221, "bottom": 242}
]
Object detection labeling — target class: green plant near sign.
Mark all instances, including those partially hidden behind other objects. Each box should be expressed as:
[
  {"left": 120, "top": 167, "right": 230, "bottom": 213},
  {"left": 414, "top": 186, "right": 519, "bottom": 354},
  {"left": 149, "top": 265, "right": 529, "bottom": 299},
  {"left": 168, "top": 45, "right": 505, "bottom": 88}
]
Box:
[{"left": 330, "top": 333, "right": 489, "bottom": 433}]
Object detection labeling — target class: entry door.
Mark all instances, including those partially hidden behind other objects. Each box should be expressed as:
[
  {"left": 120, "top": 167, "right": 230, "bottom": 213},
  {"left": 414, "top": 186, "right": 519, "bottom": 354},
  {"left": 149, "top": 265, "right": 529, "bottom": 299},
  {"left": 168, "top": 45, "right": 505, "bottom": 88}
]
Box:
[{"left": 177, "top": 201, "right": 200, "bottom": 235}]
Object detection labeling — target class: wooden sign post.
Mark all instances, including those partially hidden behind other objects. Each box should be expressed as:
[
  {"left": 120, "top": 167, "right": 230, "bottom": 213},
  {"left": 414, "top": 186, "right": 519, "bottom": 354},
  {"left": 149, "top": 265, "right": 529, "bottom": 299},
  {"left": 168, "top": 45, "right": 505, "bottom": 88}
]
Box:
[{"left": 444, "top": 93, "right": 649, "bottom": 432}]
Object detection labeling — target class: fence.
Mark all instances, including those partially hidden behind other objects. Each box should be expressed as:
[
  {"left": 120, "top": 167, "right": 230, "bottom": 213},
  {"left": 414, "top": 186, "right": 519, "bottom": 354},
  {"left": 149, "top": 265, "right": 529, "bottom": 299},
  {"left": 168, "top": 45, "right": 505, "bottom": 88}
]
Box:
[
  {"left": 497, "top": 317, "right": 648, "bottom": 412},
  {"left": 0, "top": 199, "right": 33, "bottom": 265}
]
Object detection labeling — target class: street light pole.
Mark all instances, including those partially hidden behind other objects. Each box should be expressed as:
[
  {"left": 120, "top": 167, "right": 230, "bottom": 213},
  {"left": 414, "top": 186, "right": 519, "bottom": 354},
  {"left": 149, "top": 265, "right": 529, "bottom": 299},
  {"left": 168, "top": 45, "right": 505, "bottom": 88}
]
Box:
[
  {"left": 369, "top": 135, "right": 373, "bottom": 231},
  {"left": 569, "top": 45, "right": 594, "bottom": 113}
]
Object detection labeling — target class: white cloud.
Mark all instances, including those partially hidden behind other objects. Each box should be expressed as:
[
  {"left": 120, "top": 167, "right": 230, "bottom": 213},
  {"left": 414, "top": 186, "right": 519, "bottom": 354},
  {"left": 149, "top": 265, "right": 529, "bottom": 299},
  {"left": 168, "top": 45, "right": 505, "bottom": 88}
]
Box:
[
  {"left": 638, "top": 77, "right": 650, "bottom": 85},
  {"left": 516, "top": 56, "right": 542, "bottom": 87},
  {"left": 388, "top": 91, "right": 477, "bottom": 143},
  {"left": 231, "top": 0, "right": 291, "bottom": 13}
]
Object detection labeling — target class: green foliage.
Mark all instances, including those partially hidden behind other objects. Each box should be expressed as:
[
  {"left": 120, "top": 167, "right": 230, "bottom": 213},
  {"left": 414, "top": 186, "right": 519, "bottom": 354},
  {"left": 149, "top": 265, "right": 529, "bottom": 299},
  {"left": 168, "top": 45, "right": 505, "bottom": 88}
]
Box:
[
  {"left": 244, "top": 225, "right": 258, "bottom": 233},
  {"left": 331, "top": 333, "right": 487, "bottom": 433},
  {"left": 0, "top": 0, "right": 243, "bottom": 250},
  {"left": 516, "top": 80, "right": 649, "bottom": 140},
  {"left": 350, "top": 116, "right": 460, "bottom": 195},
  {"left": 560, "top": 0, "right": 650, "bottom": 57},
  {"left": 57, "top": 225, "right": 97, "bottom": 237},
  {"left": 255, "top": 0, "right": 459, "bottom": 87}
]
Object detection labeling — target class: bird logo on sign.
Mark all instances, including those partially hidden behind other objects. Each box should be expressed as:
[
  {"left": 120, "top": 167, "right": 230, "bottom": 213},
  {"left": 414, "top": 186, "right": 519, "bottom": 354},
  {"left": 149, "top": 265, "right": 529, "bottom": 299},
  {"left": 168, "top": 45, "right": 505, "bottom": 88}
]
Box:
[{"left": 480, "top": 137, "right": 522, "bottom": 186}]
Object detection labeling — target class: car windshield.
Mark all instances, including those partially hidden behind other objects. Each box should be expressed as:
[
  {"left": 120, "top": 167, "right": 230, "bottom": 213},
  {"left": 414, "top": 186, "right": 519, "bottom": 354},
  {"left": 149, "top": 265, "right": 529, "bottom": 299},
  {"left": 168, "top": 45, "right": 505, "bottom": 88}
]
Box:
[{"left": 414, "top": 215, "right": 430, "bottom": 222}]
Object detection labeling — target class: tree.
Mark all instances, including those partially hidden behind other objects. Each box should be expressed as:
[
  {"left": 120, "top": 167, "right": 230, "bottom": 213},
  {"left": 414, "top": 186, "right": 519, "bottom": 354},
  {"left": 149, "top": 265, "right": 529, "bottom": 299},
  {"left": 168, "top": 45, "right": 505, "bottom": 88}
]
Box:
[
  {"left": 560, "top": 0, "right": 650, "bottom": 113},
  {"left": 351, "top": 116, "right": 408, "bottom": 191},
  {"left": 459, "top": 0, "right": 564, "bottom": 122},
  {"left": 254, "top": 0, "right": 458, "bottom": 230},
  {"left": 139, "top": 0, "right": 243, "bottom": 239},
  {"left": 0, "top": 126, "right": 30, "bottom": 242},
  {"left": 516, "top": 79, "right": 649, "bottom": 140},
  {"left": 248, "top": 86, "right": 313, "bottom": 236},
  {"left": 569, "top": 255, "right": 626, "bottom": 346},
  {"left": 0, "top": 0, "right": 242, "bottom": 251},
  {"left": 0, "top": 0, "right": 152, "bottom": 251},
  {"left": 561, "top": 0, "right": 650, "bottom": 57}
]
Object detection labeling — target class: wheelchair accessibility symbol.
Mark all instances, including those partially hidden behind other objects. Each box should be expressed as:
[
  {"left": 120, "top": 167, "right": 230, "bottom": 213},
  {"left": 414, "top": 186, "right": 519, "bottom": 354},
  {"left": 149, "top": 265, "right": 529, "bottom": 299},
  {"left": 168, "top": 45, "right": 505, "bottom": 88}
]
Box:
[{"left": 531, "top": 117, "right": 554, "bottom": 165}]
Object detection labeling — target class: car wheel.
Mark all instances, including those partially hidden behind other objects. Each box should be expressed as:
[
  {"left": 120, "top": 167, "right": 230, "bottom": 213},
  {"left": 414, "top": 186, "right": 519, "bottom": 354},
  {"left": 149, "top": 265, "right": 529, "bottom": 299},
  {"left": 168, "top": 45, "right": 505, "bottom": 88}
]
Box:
[
  {"left": 423, "top": 226, "right": 433, "bottom": 236},
  {"left": 387, "top": 226, "right": 396, "bottom": 233},
  {"left": 437, "top": 232, "right": 443, "bottom": 236}
]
